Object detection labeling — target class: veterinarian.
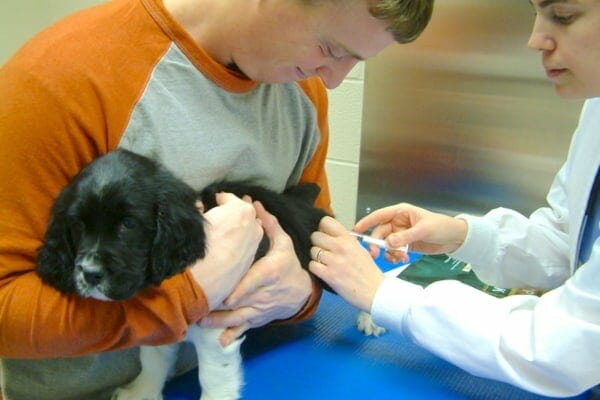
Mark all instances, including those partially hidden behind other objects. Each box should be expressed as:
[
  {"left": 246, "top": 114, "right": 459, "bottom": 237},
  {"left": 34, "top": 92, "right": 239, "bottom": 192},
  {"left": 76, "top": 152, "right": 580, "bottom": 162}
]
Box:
[
  {"left": 0, "top": 0, "right": 434, "bottom": 398},
  {"left": 310, "top": 0, "right": 600, "bottom": 397}
]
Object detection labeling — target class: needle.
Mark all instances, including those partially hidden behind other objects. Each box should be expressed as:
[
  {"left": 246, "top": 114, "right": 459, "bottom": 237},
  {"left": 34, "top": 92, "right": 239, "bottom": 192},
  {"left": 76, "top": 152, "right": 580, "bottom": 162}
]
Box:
[{"left": 349, "top": 232, "right": 409, "bottom": 253}]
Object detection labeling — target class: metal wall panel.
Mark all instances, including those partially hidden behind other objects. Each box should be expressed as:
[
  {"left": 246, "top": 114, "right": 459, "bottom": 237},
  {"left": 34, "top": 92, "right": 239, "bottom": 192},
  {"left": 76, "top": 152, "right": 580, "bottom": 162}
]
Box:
[{"left": 356, "top": 0, "right": 583, "bottom": 220}]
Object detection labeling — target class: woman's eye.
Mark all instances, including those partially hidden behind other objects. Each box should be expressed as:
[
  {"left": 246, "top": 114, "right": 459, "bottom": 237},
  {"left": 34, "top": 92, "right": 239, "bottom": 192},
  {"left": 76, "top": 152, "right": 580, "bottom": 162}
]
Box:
[
  {"left": 552, "top": 13, "right": 575, "bottom": 24},
  {"left": 548, "top": 5, "right": 579, "bottom": 25}
]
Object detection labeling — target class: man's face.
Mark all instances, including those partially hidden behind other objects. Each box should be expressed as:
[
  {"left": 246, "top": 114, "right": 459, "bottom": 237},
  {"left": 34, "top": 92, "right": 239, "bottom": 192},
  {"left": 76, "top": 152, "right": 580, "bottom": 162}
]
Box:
[{"left": 230, "top": 1, "right": 395, "bottom": 89}]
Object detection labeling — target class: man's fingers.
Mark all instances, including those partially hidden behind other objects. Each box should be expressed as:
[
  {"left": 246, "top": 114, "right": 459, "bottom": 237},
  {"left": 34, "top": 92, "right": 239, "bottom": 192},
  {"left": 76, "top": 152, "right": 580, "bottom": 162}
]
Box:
[
  {"left": 254, "top": 200, "right": 285, "bottom": 239},
  {"left": 223, "top": 263, "right": 273, "bottom": 307},
  {"left": 198, "top": 310, "right": 252, "bottom": 347},
  {"left": 219, "top": 324, "right": 250, "bottom": 347},
  {"left": 199, "top": 307, "right": 253, "bottom": 329},
  {"left": 213, "top": 191, "right": 235, "bottom": 205},
  {"left": 242, "top": 194, "right": 253, "bottom": 203}
]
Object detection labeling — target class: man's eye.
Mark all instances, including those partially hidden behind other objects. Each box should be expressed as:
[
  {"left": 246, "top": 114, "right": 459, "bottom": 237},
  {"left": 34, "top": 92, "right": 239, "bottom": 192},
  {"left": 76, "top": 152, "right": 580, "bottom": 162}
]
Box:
[
  {"left": 319, "top": 45, "right": 328, "bottom": 57},
  {"left": 320, "top": 44, "right": 344, "bottom": 61}
]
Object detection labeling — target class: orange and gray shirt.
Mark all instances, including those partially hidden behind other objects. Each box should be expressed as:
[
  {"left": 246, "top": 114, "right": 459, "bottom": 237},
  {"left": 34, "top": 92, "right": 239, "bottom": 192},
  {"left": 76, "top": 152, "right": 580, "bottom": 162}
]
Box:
[{"left": 0, "top": 0, "right": 330, "bottom": 396}]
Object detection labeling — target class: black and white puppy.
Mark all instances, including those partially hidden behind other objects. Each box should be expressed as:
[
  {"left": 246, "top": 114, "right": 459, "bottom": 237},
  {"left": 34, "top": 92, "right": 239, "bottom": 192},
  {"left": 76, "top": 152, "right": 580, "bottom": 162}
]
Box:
[{"left": 36, "top": 148, "right": 329, "bottom": 400}]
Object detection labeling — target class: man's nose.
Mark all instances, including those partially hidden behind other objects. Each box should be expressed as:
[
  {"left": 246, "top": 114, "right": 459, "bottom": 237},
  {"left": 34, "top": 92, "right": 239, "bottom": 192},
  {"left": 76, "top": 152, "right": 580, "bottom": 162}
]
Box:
[{"left": 317, "top": 58, "right": 360, "bottom": 89}]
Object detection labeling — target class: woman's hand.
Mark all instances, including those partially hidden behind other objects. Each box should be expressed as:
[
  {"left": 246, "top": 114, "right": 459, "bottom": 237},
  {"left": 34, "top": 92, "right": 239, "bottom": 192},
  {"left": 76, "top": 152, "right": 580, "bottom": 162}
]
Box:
[
  {"left": 355, "top": 203, "right": 468, "bottom": 262},
  {"left": 309, "top": 216, "right": 385, "bottom": 313}
]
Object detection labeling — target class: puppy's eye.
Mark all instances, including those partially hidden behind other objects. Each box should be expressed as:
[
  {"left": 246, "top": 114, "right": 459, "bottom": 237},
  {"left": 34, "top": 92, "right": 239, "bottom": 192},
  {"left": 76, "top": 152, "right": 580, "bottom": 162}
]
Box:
[
  {"left": 70, "top": 220, "right": 83, "bottom": 242},
  {"left": 120, "top": 217, "right": 136, "bottom": 230}
]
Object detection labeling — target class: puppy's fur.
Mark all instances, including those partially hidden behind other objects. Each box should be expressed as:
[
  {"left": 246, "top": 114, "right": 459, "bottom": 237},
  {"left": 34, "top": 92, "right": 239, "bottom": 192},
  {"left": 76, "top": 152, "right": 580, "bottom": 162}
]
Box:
[{"left": 36, "top": 149, "right": 329, "bottom": 400}]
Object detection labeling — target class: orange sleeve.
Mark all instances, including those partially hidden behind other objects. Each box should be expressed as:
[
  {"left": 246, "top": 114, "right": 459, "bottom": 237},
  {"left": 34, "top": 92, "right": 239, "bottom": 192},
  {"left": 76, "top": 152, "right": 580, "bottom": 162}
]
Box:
[
  {"left": 297, "top": 77, "right": 333, "bottom": 215},
  {"left": 0, "top": 0, "right": 208, "bottom": 358},
  {"left": 283, "top": 77, "right": 332, "bottom": 323}
]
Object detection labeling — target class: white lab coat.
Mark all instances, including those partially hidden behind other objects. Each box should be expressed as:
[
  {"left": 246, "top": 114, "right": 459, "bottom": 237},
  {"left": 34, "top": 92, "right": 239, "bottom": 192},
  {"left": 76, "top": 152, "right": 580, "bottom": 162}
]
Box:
[{"left": 371, "top": 98, "right": 600, "bottom": 397}]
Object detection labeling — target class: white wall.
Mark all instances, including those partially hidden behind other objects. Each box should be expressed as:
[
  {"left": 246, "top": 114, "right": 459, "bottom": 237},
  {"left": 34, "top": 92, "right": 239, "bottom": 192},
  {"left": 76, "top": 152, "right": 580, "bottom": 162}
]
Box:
[
  {"left": 0, "top": 0, "right": 102, "bottom": 63},
  {"left": 326, "top": 65, "right": 365, "bottom": 228},
  {"left": 0, "top": 0, "right": 363, "bottom": 229}
]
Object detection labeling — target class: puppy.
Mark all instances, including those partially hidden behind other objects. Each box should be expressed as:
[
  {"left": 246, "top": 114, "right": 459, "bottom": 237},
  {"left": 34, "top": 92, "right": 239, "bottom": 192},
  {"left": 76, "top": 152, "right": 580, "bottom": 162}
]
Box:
[{"left": 36, "top": 149, "right": 329, "bottom": 400}]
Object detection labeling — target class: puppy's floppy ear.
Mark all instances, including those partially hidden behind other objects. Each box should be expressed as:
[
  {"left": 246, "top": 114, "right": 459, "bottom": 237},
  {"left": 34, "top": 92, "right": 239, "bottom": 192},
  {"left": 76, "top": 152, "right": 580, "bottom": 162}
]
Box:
[
  {"left": 36, "top": 189, "right": 78, "bottom": 294},
  {"left": 149, "top": 181, "right": 207, "bottom": 286}
]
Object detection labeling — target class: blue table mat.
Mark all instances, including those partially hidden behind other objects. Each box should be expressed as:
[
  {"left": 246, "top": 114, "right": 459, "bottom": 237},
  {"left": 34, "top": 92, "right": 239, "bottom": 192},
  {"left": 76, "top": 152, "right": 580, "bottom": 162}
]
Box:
[{"left": 163, "top": 252, "right": 589, "bottom": 400}]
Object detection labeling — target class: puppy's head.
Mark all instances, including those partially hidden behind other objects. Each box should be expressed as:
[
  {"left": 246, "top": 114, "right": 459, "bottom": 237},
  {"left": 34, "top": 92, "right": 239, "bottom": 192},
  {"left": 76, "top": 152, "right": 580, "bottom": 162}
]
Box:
[{"left": 36, "top": 150, "right": 206, "bottom": 301}]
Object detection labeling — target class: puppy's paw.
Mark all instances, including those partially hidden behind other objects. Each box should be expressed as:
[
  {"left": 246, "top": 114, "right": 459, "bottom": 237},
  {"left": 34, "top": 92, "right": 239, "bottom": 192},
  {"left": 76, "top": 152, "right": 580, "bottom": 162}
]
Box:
[
  {"left": 356, "top": 311, "right": 386, "bottom": 337},
  {"left": 200, "top": 392, "right": 239, "bottom": 400},
  {"left": 111, "top": 385, "right": 163, "bottom": 400}
]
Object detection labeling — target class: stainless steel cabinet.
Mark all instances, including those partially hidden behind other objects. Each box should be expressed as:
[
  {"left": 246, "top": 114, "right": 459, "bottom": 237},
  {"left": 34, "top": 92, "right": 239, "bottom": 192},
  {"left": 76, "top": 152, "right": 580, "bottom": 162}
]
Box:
[{"left": 357, "top": 0, "right": 583, "bottom": 219}]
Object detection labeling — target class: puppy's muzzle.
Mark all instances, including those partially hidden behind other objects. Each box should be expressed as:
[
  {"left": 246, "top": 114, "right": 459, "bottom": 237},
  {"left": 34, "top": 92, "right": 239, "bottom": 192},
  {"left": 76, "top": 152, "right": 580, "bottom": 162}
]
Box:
[
  {"left": 75, "top": 254, "right": 105, "bottom": 286},
  {"left": 78, "top": 266, "right": 103, "bottom": 286}
]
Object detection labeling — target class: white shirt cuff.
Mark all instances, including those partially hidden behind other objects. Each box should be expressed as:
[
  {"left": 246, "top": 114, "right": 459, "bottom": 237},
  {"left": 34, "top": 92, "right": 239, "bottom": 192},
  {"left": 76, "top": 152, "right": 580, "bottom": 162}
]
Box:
[{"left": 370, "top": 276, "right": 423, "bottom": 335}]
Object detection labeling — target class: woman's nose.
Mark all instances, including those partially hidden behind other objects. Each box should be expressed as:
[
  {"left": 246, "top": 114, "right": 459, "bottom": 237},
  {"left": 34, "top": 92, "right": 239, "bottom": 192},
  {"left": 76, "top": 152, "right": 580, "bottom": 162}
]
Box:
[{"left": 527, "top": 18, "right": 555, "bottom": 52}]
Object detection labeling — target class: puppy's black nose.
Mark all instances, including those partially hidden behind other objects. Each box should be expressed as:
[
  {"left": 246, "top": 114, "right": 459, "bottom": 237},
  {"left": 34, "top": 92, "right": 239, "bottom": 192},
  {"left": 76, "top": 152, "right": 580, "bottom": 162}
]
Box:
[{"left": 82, "top": 270, "right": 103, "bottom": 285}]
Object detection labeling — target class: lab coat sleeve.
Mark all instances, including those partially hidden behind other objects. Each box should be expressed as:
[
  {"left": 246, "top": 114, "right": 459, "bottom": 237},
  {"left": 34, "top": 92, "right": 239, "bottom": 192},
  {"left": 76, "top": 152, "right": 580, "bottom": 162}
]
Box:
[
  {"left": 450, "top": 163, "right": 571, "bottom": 290},
  {"left": 370, "top": 254, "right": 600, "bottom": 397}
]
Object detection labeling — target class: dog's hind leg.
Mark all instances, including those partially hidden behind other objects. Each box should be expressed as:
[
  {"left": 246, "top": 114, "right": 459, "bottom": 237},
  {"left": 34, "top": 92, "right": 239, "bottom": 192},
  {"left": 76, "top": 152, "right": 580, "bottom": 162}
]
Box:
[
  {"left": 188, "top": 325, "right": 245, "bottom": 400},
  {"left": 111, "top": 344, "right": 179, "bottom": 400}
]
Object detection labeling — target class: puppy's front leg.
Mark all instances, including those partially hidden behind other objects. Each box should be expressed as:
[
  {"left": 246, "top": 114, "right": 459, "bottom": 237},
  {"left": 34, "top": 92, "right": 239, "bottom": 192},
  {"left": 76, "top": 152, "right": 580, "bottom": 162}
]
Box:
[
  {"left": 188, "top": 325, "right": 245, "bottom": 400},
  {"left": 111, "top": 344, "right": 179, "bottom": 400}
]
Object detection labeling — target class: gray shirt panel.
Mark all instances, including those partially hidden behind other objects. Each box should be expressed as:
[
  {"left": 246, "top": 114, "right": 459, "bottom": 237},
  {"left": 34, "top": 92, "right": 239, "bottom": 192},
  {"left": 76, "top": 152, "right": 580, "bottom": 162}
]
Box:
[{"left": 120, "top": 44, "right": 321, "bottom": 192}]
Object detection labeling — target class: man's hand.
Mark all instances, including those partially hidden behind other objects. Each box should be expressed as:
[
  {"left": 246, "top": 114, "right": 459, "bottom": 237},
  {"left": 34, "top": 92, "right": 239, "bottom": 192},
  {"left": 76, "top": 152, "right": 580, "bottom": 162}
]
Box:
[
  {"left": 190, "top": 192, "right": 264, "bottom": 310},
  {"left": 199, "top": 201, "right": 312, "bottom": 346}
]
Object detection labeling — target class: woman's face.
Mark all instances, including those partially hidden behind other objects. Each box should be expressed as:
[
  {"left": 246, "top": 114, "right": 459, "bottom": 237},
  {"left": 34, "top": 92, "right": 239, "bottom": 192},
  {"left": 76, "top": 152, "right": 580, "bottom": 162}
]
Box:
[{"left": 528, "top": 0, "right": 600, "bottom": 99}]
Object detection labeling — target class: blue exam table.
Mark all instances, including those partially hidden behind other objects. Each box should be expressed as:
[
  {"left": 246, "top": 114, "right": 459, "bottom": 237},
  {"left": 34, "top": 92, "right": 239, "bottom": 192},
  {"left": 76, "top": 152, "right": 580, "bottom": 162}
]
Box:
[{"left": 163, "top": 253, "right": 590, "bottom": 400}]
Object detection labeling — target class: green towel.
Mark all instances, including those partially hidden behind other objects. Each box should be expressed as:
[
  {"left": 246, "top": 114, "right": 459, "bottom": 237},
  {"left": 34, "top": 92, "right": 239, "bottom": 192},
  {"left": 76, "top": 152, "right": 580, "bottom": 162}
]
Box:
[{"left": 398, "top": 254, "right": 544, "bottom": 298}]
